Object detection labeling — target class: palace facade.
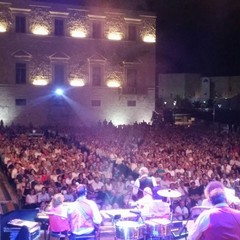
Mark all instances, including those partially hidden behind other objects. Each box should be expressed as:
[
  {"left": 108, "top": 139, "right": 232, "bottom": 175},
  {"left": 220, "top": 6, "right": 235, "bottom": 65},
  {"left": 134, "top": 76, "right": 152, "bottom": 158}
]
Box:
[{"left": 0, "top": 0, "right": 156, "bottom": 127}]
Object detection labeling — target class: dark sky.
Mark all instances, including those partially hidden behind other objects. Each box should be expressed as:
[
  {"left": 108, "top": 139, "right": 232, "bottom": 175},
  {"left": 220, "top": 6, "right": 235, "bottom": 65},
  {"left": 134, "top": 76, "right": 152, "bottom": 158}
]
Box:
[
  {"left": 149, "top": 0, "right": 240, "bottom": 76},
  {"left": 34, "top": 0, "right": 240, "bottom": 76}
]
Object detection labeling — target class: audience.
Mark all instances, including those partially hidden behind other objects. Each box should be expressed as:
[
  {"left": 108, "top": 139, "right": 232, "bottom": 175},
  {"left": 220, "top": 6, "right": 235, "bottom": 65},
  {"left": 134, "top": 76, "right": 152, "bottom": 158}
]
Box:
[{"left": 0, "top": 121, "right": 240, "bottom": 215}]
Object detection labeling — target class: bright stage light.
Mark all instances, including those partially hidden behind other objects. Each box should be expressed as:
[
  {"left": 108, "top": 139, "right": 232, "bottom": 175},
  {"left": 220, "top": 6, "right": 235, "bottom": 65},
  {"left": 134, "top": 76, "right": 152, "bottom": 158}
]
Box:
[
  {"left": 107, "top": 32, "right": 122, "bottom": 41},
  {"left": 143, "top": 34, "right": 156, "bottom": 43},
  {"left": 32, "top": 25, "right": 49, "bottom": 35},
  {"left": 0, "top": 24, "right": 7, "bottom": 32},
  {"left": 55, "top": 88, "right": 64, "bottom": 96}
]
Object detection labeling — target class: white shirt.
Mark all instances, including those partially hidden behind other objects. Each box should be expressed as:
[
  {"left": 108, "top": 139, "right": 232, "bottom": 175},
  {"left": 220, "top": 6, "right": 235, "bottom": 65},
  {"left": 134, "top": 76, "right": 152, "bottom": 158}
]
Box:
[
  {"left": 25, "top": 194, "right": 37, "bottom": 205},
  {"left": 174, "top": 205, "right": 189, "bottom": 221},
  {"left": 91, "top": 181, "right": 104, "bottom": 192}
]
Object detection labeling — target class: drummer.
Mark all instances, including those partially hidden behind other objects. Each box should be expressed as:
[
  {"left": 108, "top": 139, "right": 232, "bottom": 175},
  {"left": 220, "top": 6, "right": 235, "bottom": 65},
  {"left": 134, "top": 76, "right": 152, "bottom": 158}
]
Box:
[
  {"left": 132, "top": 167, "right": 157, "bottom": 201},
  {"left": 136, "top": 187, "right": 154, "bottom": 216},
  {"left": 132, "top": 187, "right": 170, "bottom": 219}
]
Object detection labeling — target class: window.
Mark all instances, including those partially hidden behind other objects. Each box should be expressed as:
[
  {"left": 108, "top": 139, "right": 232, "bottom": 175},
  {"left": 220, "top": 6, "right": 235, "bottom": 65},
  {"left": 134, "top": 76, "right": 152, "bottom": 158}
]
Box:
[
  {"left": 128, "top": 25, "right": 137, "bottom": 41},
  {"left": 127, "top": 100, "right": 136, "bottom": 107},
  {"left": 92, "top": 22, "right": 102, "bottom": 39},
  {"left": 54, "top": 64, "right": 65, "bottom": 84},
  {"left": 15, "top": 16, "right": 26, "bottom": 33},
  {"left": 91, "top": 100, "right": 101, "bottom": 107},
  {"left": 16, "top": 63, "right": 26, "bottom": 84},
  {"left": 15, "top": 99, "right": 26, "bottom": 106},
  {"left": 92, "top": 65, "right": 102, "bottom": 86},
  {"left": 126, "top": 68, "right": 137, "bottom": 87},
  {"left": 54, "top": 19, "right": 64, "bottom": 36}
]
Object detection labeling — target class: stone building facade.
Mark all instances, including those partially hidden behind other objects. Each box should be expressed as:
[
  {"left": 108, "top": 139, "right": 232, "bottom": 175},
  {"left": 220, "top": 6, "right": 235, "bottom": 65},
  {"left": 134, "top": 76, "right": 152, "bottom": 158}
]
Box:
[
  {"left": 0, "top": 0, "right": 156, "bottom": 127},
  {"left": 157, "top": 73, "right": 240, "bottom": 108}
]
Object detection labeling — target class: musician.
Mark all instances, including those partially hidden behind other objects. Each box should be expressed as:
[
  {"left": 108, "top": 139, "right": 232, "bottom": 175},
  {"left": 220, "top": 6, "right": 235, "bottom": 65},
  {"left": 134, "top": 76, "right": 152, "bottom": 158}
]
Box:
[
  {"left": 68, "top": 184, "right": 102, "bottom": 240},
  {"left": 46, "top": 193, "right": 70, "bottom": 240},
  {"left": 131, "top": 187, "right": 170, "bottom": 219},
  {"left": 132, "top": 167, "right": 157, "bottom": 201},
  {"left": 135, "top": 187, "right": 154, "bottom": 217},
  {"left": 188, "top": 181, "right": 240, "bottom": 240}
]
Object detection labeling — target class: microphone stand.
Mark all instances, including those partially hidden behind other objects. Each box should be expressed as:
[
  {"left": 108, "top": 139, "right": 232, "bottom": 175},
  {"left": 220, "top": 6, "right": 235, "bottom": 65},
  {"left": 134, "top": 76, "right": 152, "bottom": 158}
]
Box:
[
  {"left": 172, "top": 209, "right": 190, "bottom": 239},
  {"left": 135, "top": 204, "right": 145, "bottom": 224}
]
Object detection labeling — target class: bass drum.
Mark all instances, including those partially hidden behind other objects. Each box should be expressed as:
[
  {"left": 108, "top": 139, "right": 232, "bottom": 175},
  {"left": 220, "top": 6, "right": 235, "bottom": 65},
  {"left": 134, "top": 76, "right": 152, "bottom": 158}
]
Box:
[
  {"left": 115, "top": 221, "right": 146, "bottom": 240},
  {"left": 145, "top": 218, "right": 172, "bottom": 237}
]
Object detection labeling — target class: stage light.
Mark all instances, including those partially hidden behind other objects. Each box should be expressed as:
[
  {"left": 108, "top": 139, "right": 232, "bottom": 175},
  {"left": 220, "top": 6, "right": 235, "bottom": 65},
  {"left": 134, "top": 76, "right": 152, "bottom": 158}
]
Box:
[
  {"left": 106, "top": 79, "right": 121, "bottom": 88},
  {"left": 32, "top": 25, "right": 49, "bottom": 35},
  {"left": 32, "top": 78, "right": 48, "bottom": 86},
  {"left": 143, "top": 34, "right": 156, "bottom": 43},
  {"left": 55, "top": 88, "right": 64, "bottom": 96},
  {"left": 107, "top": 32, "right": 122, "bottom": 41},
  {"left": 0, "top": 24, "right": 7, "bottom": 32},
  {"left": 70, "top": 29, "right": 87, "bottom": 38},
  {"left": 69, "top": 78, "right": 85, "bottom": 87}
]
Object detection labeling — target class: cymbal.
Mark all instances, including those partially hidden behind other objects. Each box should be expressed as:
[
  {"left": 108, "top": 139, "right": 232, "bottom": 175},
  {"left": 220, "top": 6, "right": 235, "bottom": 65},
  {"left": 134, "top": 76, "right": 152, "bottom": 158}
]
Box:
[
  {"left": 191, "top": 206, "right": 211, "bottom": 211},
  {"left": 157, "top": 189, "right": 182, "bottom": 198}
]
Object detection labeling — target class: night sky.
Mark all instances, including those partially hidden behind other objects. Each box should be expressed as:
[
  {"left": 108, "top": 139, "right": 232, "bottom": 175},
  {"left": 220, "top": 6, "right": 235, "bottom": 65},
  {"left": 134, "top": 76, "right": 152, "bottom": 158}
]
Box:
[
  {"left": 149, "top": 0, "right": 240, "bottom": 76},
  {"left": 34, "top": 0, "right": 240, "bottom": 76}
]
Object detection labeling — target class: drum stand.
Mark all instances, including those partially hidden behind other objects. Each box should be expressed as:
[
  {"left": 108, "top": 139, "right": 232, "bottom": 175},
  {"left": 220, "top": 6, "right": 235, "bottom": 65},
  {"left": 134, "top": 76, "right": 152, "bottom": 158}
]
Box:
[{"left": 169, "top": 198, "right": 188, "bottom": 240}]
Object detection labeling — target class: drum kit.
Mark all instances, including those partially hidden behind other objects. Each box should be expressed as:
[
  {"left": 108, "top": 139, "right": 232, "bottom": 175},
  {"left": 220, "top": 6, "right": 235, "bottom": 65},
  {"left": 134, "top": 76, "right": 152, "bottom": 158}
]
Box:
[{"left": 115, "top": 189, "right": 185, "bottom": 240}]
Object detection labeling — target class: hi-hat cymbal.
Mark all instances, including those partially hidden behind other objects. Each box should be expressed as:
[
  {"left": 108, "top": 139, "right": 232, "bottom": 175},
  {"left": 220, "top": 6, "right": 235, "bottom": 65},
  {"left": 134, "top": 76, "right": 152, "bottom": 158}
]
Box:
[{"left": 157, "top": 189, "right": 182, "bottom": 198}]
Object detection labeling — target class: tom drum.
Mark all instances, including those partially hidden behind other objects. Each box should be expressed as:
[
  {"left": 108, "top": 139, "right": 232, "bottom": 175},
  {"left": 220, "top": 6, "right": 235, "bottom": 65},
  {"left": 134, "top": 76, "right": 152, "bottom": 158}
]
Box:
[
  {"left": 115, "top": 221, "right": 146, "bottom": 240},
  {"left": 145, "top": 218, "right": 172, "bottom": 237}
]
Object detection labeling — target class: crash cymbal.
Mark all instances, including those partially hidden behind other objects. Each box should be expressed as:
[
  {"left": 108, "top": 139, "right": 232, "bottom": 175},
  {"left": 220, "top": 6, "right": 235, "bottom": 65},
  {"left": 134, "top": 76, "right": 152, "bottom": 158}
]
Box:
[
  {"left": 157, "top": 189, "right": 182, "bottom": 198},
  {"left": 191, "top": 206, "right": 211, "bottom": 211}
]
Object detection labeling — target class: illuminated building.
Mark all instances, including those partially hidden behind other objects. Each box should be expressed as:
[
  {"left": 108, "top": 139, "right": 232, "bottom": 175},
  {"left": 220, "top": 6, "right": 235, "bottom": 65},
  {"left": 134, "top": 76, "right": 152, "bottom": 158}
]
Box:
[{"left": 0, "top": 0, "right": 156, "bottom": 126}]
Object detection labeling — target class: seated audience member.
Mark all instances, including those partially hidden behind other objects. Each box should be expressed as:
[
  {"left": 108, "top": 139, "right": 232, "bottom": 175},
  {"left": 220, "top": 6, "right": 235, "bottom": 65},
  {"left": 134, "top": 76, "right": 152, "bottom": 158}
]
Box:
[
  {"left": 188, "top": 181, "right": 240, "bottom": 240},
  {"left": 33, "top": 177, "right": 45, "bottom": 193},
  {"left": 37, "top": 187, "right": 50, "bottom": 210},
  {"left": 188, "top": 181, "right": 202, "bottom": 207},
  {"left": 174, "top": 199, "right": 189, "bottom": 221},
  {"left": 25, "top": 188, "right": 38, "bottom": 209},
  {"left": 68, "top": 184, "right": 102, "bottom": 239},
  {"left": 62, "top": 186, "right": 74, "bottom": 202},
  {"left": 46, "top": 193, "right": 70, "bottom": 240}
]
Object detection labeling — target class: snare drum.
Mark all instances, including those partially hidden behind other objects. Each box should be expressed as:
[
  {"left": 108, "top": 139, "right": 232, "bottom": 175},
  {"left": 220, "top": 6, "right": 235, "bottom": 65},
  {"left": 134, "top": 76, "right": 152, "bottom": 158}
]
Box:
[
  {"left": 115, "top": 221, "right": 146, "bottom": 240},
  {"left": 145, "top": 218, "right": 172, "bottom": 237}
]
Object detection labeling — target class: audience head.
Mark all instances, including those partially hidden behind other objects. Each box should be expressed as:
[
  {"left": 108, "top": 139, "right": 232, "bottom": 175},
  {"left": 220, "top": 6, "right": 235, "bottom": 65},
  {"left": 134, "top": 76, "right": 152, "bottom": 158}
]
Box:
[{"left": 75, "top": 183, "right": 87, "bottom": 198}]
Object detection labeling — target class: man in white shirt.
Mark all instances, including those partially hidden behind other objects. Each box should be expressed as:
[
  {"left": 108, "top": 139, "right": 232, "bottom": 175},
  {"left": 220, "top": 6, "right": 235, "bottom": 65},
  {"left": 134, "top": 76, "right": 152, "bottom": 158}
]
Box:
[{"left": 132, "top": 167, "right": 157, "bottom": 201}]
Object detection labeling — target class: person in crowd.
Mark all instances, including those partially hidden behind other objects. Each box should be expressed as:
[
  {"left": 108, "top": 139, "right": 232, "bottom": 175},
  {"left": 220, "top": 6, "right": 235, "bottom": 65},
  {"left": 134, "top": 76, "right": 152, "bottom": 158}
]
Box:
[
  {"left": 132, "top": 167, "right": 157, "bottom": 201},
  {"left": 46, "top": 193, "right": 70, "bottom": 240},
  {"left": 188, "top": 181, "right": 240, "bottom": 240},
  {"left": 68, "top": 184, "right": 102, "bottom": 240},
  {"left": 24, "top": 188, "right": 38, "bottom": 209},
  {"left": 37, "top": 187, "right": 50, "bottom": 210},
  {"left": 188, "top": 180, "right": 202, "bottom": 207},
  {"left": 174, "top": 199, "right": 189, "bottom": 221},
  {"left": 62, "top": 186, "right": 75, "bottom": 202}
]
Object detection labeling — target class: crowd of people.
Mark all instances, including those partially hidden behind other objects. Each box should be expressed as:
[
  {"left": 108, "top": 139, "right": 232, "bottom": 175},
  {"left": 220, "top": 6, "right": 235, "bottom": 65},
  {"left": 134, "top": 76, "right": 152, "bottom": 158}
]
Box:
[{"left": 0, "top": 121, "right": 240, "bottom": 221}]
